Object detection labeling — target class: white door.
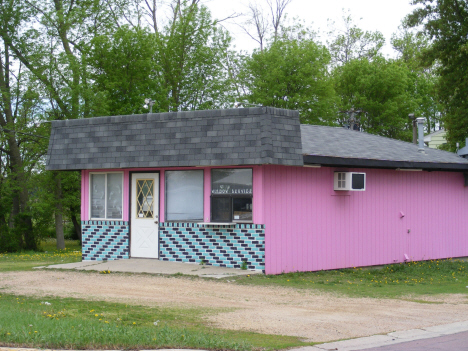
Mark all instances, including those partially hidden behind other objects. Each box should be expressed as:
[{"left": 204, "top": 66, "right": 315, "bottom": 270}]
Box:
[{"left": 131, "top": 173, "right": 159, "bottom": 258}]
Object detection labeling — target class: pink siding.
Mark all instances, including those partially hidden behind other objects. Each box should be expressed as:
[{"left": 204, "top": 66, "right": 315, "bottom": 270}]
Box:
[
  {"left": 81, "top": 170, "right": 89, "bottom": 220},
  {"left": 203, "top": 169, "right": 211, "bottom": 222},
  {"left": 159, "top": 171, "right": 165, "bottom": 223},
  {"left": 263, "top": 165, "right": 468, "bottom": 274},
  {"left": 252, "top": 165, "right": 264, "bottom": 223}
]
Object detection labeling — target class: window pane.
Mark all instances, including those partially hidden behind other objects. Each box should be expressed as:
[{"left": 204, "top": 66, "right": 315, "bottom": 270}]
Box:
[
  {"left": 91, "top": 174, "right": 105, "bottom": 218},
  {"left": 107, "top": 173, "right": 123, "bottom": 219},
  {"left": 166, "top": 170, "right": 203, "bottom": 221},
  {"left": 136, "top": 179, "right": 154, "bottom": 218},
  {"left": 233, "top": 197, "right": 252, "bottom": 221},
  {"left": 211, "top": 169, "right": 252, "bottom": 195},
  {"left": 211, "top": 197, "right": 231, "bottom": 222}
]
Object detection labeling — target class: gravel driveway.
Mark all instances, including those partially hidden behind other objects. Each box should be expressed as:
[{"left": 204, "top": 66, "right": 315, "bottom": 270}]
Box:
[{"left": 1, "top": 270, "right": 467, "bottom": 342}]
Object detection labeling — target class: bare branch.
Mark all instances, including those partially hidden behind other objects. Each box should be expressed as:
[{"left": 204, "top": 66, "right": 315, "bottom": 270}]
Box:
[
  {"left": 144, "top": 0, "right": 158, "bottom": 32},
  {"left": 266, "top": 0, "right": 292, "bottom": 40}
]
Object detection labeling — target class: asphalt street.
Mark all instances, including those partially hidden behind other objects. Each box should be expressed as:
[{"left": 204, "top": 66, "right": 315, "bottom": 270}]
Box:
[{"left": 355, "top": 330, "right": 468, "bottom": 351}]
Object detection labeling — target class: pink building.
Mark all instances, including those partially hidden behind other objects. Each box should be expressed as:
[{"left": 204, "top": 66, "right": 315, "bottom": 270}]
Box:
[{"left": 46, "top": 108, "right": 468, "bottom": 274}]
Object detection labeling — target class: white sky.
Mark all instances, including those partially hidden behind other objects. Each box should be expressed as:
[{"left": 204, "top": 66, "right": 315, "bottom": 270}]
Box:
[{"left": 203, "top": 0, "right": 417, "bottom": 57}]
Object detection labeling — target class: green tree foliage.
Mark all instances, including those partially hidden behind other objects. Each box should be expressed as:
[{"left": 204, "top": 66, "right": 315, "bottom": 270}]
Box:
[
  {"left": 328, "top": 13, "right": 385, "bottom": 65},
  {"left": 89, "top": 1, "right": 235, "bottom": 114},
  {"left": 154, "top": 1, "right": 234, "bottom": 111},
  {"left": 88, "top": 26, "right": 162, "bottom": 116},
  {"left": 242, "top": 38, "right": 337, "bottom": 124},
  {"left": 391, "top": 29, "right": 443, "bottom": 134},
  {"left": 333, "top": 57, "right": 417, "bottom": 140},
  {"left": 406, "top": 0, "right": 468, "bottom": 149}
]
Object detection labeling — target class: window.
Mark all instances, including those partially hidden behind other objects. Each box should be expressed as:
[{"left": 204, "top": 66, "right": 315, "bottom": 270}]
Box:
[
  {"left": 211, "top": 169, "right": 252, "bottom": 222},
  {"left": 135, "top": 178, "right": 155, "bottom": 218},
  {"left": 165, "top": 170, "right": 204, "bottom": 221},
  {"left": 90, "top": 173, "right": 123, "bottom": 219}
]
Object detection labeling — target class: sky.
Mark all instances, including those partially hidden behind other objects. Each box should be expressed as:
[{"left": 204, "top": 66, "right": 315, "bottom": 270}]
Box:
[{"left": 203, "top": 0, "right": 417, "bottom": 57}]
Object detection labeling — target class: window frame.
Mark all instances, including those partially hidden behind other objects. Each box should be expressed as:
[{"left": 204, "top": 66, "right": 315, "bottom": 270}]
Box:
[
  {"left": 89, "top": 172, "right": 124, "bottom": 220},
  {"left": 210, "top": 168, "right": 253, "bottom": 223},
  {"left": 164, "top": 169, "right": 204, "bottom": 222}
]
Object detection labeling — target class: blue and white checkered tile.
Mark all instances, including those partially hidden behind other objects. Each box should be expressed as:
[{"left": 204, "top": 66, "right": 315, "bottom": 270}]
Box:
[
  {"left": 159, "top": 223, "right": 265, "bottom": 271},
  {"left": 81, "top": 221, "right": 129, "bottom": 261}
]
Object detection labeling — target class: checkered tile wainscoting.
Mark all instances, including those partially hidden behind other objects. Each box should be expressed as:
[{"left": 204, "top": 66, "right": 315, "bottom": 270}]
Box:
[
  {"left": 81, "top": 221, "right": 129, "bottom": 260},
  {"left": 159, "top": 223, "right": 265, "bottom": 271}
]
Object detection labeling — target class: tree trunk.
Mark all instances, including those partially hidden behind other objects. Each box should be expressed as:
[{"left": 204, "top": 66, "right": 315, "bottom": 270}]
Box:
[{"left": 54, "top": 172, "right": 65, "bottom": 250}]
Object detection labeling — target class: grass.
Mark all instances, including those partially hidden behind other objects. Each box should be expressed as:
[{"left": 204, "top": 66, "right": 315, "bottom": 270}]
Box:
[
  {"left": 3, "top": 240, "right": 468, "bottom": 348},
  {"left": 0, "top": 293, "right": 310, "bottom": 350},
  {"left": 233, "top": 259, "right": 468, "bottom": 298},
  {"left": 0, "top": 239, "right": 82, "bottom": 272}
]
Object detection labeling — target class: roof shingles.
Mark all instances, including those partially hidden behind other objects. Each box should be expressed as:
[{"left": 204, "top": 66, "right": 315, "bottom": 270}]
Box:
[
  {"left": 301, "top": 124, "right": 468, "bottom": 170},
  {"left": 46, "top": 108, "right": 468, "bottom": 171},
  {"left": 46, "top": 107, "right": 303, "bottom": 171}
]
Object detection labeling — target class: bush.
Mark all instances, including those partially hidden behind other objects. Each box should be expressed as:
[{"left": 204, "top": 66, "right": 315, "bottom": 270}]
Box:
[
  {"left": 0, "top": 225, "right": 20, "bottom": 252},
  {"left": 64, "top": 223, "right": 79, "bottom": 240}
]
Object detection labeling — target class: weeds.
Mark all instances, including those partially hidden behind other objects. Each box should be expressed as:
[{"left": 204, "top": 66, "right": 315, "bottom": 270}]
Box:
[{"left": 235, "top": 259, "right": 468, "bottom": 298}]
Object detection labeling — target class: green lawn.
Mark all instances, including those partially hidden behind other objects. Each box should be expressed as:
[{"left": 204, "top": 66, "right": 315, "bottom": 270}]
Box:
[
  {"left": 0, "top": 293, "right": 309, "bottom": 350},
  {"left": 0, "top": 239, "right": 82, "bottom": 272},
  {"left": 232, "top": 259, "right": 468, "bottom": 299}
]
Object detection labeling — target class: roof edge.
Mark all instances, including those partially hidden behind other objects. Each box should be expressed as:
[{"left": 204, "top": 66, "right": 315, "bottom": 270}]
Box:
[
  {"left": 51, "top": 107, "right": 300, "bottom": 128},
  {"left": 303, "top": 155, "right": 468, "bottom": 171}
]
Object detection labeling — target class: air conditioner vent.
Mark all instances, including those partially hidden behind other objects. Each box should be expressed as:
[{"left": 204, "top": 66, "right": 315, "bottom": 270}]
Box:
[{"left": 334, "top": 172, "right": 366, "bottom": 191}]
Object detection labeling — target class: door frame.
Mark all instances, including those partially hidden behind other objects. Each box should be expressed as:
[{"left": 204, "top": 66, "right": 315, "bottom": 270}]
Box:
[{"left": 129, "top": 171, "right": 160, "bottom": 258}]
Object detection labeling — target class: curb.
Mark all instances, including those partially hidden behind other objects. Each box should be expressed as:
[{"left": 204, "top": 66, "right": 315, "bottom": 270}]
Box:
[{"left": 289, "top": 320, "right": 468, "bottom": 351}]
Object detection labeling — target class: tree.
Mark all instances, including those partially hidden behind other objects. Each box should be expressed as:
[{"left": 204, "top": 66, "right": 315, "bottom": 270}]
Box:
[
  {"left": 333, "top": 57, "right": 417, "bottom": 140},
  {"left": 0, "top": 1, "right": 39, "bottom": 250},
  {"left": 155, "top": 0, "right": 235, "bottom": 111},
  {"left": 242, "top": 38, "right": 337, "bottom": 124},
  {"left": 88, "top": 26, "right": 164, "bottom": 116},
  {"left": 0, "top": 0, "right": 128, "bottom": 250},
  {"left": 328, "top": 12, "right": 385, "bottom": 66},
  {"left": 391, "top": 28, "right": 443, "bottom": 134},
  {"left": 406, "top": 0, "right": 468, "bottom": 150}
]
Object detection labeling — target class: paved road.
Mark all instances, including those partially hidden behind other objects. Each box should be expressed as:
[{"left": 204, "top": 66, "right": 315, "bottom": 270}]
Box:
[{"left": 355, "top": 330, "right": 468, "bottom": 351}]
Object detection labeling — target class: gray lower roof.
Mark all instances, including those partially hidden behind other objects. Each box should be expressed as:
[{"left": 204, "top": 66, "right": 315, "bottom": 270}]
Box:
[
  {"left": 301, "top": 125, "right": 468, "bottom": 171},
  {"left": 46, "top": 107, "right": 303, "bottom": 170}
]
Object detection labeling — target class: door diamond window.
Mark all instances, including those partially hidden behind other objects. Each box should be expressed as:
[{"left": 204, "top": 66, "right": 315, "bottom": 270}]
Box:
[{"left": 136, "top": 179, "right": 154, "bottom": 218}]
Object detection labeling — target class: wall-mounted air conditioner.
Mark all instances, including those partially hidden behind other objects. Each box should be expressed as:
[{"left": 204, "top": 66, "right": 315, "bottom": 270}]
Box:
[{"left": 334, "top": 172, "right": 366, "bottom": 191}]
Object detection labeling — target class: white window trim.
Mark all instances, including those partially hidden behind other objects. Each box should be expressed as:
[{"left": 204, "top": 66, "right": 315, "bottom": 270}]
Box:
[{"left": 89, "top": 172, "right": 124, "bottom": 220}]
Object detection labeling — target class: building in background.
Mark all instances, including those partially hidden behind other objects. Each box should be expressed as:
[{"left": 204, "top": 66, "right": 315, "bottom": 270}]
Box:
[{"left": 424, "top": 129, "right": 447, "bottom": 149}]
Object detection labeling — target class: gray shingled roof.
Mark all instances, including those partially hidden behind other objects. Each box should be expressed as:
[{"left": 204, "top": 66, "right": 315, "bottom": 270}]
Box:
[
  {"left": 301, "top": 125, "right": 468, "bottom": 170},
  {"left": 46, "top": 108, "right": 468, "bottom": 172},
  {"left": 46, "top": 107, "right": 303, "bottom": 170}
]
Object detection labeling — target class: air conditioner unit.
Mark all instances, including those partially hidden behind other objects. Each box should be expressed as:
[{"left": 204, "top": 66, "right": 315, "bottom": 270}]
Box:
[{"left": 334, "top": 172, "right": 366, "bottom": 191}]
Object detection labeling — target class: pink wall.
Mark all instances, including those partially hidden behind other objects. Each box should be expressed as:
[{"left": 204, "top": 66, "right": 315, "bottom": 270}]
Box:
[
  {"left": 263, "top": 165, "right": 468, "bottom": 274},
  {"left": 82, "top": 166, "right": 262, "bottom": 224}
]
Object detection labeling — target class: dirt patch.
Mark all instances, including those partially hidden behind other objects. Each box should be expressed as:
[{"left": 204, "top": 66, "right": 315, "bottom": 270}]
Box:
[{"left": 1, "top": 270, "right": 467, "bottom": 342}]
